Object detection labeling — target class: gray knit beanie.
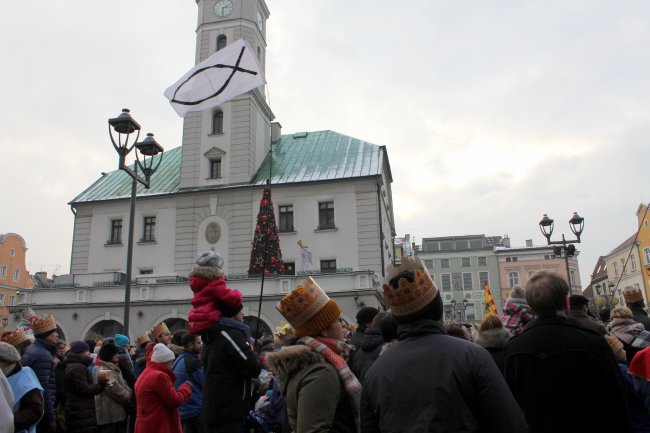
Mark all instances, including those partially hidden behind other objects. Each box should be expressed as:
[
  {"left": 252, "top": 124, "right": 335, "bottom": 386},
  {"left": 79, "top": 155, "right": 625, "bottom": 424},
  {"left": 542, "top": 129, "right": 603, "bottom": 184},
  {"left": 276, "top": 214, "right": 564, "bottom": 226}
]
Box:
[
  {"left": 194, "top": 251, "right": 224, "bottom": 269},
  {"left": 0, "top": 342, "right": 21, "bottom": 363}
]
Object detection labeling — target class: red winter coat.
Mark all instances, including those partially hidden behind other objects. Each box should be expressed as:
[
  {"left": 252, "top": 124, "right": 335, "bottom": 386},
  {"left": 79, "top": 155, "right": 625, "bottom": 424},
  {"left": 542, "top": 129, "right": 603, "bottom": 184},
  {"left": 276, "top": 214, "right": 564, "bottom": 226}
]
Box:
[
  {"left": 188, "top": 266, "right": 242, "bottom": 334},
  {"left": 134, "top": 362, "right": 192, "bottom": 433}
]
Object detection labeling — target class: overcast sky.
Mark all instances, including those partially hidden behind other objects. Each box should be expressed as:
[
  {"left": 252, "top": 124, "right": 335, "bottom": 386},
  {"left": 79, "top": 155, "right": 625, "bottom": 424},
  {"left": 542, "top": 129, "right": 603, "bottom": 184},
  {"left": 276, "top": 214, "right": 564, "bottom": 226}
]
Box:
[{"left": 1, "top": 1, "right": 648, "bottom": 287}]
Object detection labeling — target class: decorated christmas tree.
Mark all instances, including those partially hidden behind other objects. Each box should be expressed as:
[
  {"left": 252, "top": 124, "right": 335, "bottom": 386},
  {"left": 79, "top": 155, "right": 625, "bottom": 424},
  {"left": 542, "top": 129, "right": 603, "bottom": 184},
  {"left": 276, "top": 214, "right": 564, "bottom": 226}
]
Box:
[{"left": 248, "top": 184, "right": 285, "bottom": 275}]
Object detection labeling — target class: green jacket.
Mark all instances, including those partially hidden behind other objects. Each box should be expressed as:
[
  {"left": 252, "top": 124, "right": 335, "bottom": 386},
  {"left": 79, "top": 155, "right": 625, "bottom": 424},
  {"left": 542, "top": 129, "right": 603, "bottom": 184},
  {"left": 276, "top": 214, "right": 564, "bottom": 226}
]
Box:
[{"left": 267, "top": 345, "right": 356, "bottom": 433}]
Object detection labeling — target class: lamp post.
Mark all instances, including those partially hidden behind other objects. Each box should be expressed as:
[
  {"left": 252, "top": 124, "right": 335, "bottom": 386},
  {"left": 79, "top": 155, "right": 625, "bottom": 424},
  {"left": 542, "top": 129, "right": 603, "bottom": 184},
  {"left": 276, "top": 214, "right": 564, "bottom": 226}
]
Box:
[
  {"left": 539, "top": 212, "right": 584, "bottom": 293},
  {"left": 108, "top": 109, "right": 164, "bottom": 337},
  {"left": 602, "top": 281, "right": 617, "bottom": 313},
  {"left": 450, "top": 298, "right": 469, "bottom": 322}
]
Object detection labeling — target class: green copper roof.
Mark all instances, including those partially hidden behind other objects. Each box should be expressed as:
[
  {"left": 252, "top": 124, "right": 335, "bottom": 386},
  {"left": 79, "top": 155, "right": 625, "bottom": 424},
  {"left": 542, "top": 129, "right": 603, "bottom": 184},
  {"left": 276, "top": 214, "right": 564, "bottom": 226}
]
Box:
[
  {"left": 71, "top": 130, "right": 386, "bottom": 204},
  {"left": 71, "top": 146, "right": 182, "bottom": 204},
  {"left": 253, "top": 130, "right": 384, "bottom": 185}
]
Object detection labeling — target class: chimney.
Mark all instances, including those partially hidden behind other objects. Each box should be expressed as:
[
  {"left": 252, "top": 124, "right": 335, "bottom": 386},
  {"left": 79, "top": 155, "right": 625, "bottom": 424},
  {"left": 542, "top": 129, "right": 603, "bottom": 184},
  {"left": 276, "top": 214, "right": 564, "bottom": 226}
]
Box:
[
  {"left": 271, "top": 122, "right": 282, "bottom": 143},
  {"left": 503, "top": 236, "right": 511, "bottom": 248},
  {"left": 525, "top": 239, "right": 533, "bottom": 247}
]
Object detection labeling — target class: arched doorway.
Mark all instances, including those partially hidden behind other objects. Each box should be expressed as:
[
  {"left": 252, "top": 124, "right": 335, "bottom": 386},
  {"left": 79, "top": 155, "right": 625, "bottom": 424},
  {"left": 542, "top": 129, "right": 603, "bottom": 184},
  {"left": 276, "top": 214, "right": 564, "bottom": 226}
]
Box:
[
  {"left": 163, "top": 318, "right": 188, "bottom": 335},
  {"left": 87, "top": 320, "right": 123, "bottom": 339},
  {"left": 244, "top": 316, "right": 272, "bottom": 339}
]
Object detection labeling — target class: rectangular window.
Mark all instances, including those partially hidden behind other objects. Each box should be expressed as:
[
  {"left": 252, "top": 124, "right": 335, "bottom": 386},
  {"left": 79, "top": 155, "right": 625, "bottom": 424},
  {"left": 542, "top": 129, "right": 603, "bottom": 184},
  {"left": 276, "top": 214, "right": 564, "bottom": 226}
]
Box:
[
  {"left": 509, "top": 272, "right": 519, "bottom": 287},
  {"left": 465, "top": 303, "right": 476, "bottom": 321},
  {"left": 143, "top": 216, "right": 156, "bottom": 242},
  {"left": 462, "top": 272, "right": 473, "bottom": 291},
  {"left": 512, "top": 257, "right": 518, "bottom": 262},
  {"left": 645, "top": 248, "right": 650, "bottom": 265},
  {"left": 506, "top": 257, "right": 511, "bottom": 262},
  {"left": 318, "top": 202, "right": 335, "bottom": 229},
  {"left": 630, "top": 255, "right": 637, "bottom": 271},
  {"left": 110, "top": 219, "right": 123, "bottom": 245},
  {"left": 614, "top": 262, "right": 618, "bottom": 277},
  {"left": 424, "top": 259, "right": 433, "bottom": 269},
  {"left": 9, "top": 296, "right": 15, "bottom": 306},
  {"left": 283, "top": 262, "right": 295, "bottom": 275},
  {"left": 441, "top": 273, "right": 452, "bottom": 291},
  {"left": 0, "top": 294, "right": 3, "bottom": 307},
  {"left": 441, "top": 258, "right": 450, "bottom": 268},
  {"left": 279, "top": 205, "right": 294, "bottom": 232},
  {"left": 462, "top": 257, "right": 471, "bottom": 267},
  {"left": 478, "top": 271, "right": 489, "bottom": 288},
  {"left": 210, "top": 159, "right": 222, "bottom": 179},
  {"left": 0, "top": 265, "right": 6, "bottom": 278},
  {"left": 13, "top": 268, "right": 20, "bottom": 281},
  {"left": 478, "top": 256, "right": 487, "bottom": 266},
  {"left": 139, "top": 269, "right": 153, "bottom": 275},
  {"left": 320, "top": 259, "right": 337, "bottom": 273}
]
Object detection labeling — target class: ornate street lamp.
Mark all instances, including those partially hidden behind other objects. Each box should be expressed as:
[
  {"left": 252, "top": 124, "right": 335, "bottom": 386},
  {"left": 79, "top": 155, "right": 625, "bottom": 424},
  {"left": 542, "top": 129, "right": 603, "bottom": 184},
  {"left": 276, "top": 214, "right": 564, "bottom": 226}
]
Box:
[
  {"left": 108, "top": 109, "right": 164, "bottom": 337},
  {"left": 538, "top": 212, "right": 584, "bottom": 293}
]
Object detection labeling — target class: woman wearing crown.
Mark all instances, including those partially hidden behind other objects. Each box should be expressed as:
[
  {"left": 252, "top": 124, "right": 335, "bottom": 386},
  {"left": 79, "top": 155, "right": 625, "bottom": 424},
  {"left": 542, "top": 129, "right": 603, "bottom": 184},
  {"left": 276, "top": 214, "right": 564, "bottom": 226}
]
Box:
[{"left": 266, "top": 277, "right": 359, "bottom": 433}]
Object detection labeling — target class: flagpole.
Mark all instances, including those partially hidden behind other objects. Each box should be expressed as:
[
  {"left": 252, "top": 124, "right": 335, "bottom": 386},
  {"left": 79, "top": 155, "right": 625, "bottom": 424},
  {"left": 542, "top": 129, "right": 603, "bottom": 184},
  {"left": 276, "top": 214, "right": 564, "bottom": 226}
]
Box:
[{"left": 254, "top": 143, "right": 272, "bottom": 344}]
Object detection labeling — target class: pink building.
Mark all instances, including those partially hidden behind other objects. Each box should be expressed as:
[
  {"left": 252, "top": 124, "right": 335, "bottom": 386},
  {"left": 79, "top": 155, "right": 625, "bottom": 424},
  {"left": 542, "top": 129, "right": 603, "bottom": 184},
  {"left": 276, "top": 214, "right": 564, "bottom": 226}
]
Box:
[{"left": 496, "top": 240, "right": 582, "bottom": 302}]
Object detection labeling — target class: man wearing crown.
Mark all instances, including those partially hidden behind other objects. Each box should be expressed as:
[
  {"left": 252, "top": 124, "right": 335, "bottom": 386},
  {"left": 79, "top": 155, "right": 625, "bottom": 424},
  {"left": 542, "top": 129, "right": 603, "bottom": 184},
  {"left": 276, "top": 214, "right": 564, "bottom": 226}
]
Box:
[
  {"left": 361, "top": 257, "right": 527, "bottom": 433},
  {"left": 21, "top": 315, "right": 59, "bottom": 433}
]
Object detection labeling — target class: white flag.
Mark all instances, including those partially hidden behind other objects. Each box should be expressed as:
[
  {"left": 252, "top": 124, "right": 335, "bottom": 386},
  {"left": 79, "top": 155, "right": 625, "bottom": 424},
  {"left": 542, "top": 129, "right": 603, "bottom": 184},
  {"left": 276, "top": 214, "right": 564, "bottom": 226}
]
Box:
[{"left": 164, "top": 38, "right": 266, "bottom": 117}]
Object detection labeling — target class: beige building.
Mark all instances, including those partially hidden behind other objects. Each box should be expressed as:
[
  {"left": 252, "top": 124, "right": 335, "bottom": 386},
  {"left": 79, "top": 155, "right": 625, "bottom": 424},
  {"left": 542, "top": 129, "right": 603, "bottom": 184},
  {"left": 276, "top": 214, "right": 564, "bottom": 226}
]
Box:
[{"left": 604, "top": 234, "right": 646, "bottom": 304}]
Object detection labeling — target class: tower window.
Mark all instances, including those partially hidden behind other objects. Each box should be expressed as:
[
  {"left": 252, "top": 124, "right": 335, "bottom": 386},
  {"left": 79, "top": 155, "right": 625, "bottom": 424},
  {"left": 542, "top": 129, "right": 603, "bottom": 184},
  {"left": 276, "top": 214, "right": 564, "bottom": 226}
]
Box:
[
  {"left": 210, "top": 159, "right": 222, "bottom": 179},
  {"left": 318, "top": 201, "right": 335, "bottom": 229},
  {"left": 212, "top": 110, "right": 224, "bottom": 134},
  {"left": 279, "top": 205, "right": 294, "bottom": 232},
  {"left": 217, "top": 35, "right": 227, "bottom": 51}
]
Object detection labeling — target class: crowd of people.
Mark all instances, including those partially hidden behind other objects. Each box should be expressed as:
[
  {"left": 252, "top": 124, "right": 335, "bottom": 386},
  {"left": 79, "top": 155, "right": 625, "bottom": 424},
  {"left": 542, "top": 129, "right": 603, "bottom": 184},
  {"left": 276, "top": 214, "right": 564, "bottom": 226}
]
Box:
[{"left": 1, "top": 252, "right": 650, "bottom": 433}]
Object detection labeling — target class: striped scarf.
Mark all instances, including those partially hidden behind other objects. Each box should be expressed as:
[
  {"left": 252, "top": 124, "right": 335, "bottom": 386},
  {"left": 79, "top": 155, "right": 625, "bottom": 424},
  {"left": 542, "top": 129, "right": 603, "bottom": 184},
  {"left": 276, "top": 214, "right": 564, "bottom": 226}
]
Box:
[{"left": 298, "top": 336, "right": 361, "bottom": 432}]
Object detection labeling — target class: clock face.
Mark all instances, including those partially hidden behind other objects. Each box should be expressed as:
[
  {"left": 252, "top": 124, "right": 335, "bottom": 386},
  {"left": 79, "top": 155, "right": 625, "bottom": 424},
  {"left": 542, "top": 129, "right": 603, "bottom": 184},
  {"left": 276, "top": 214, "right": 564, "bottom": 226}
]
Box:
[
  {"left": 256, "top": 11, "right": 263, "bottom": 31},
  {"left": 213, "top": 0, "right": 233, "bottom": 18}
]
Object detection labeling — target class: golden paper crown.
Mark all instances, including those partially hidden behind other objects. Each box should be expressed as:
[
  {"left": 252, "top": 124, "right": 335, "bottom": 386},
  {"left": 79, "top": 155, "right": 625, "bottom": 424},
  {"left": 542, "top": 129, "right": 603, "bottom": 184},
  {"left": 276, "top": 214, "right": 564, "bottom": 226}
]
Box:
[
  {"left": 137, "top": 335, "right": 150, "bottom": 346},
  {"left": 383, "top": 256, "right": 438, "bottom": 316},
  {"left": 1, "top": 330, "right": 30, "bottom": 347},
  {"left": 151, "top": 322, "right": 170, "bottom": 341},
  {"left": 32, "top": 315, "right": 57, "bottom": 336},
  {"left": 277, "top": 277, "right": 331, "bottom": 329},
  {"left": 623, "top": 286, "right": 644, "bottom": 304}
]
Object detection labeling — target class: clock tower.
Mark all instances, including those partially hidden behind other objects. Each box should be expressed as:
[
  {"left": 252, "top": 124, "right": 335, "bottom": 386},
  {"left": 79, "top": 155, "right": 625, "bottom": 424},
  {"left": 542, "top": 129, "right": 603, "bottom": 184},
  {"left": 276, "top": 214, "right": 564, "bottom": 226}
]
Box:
[{"left": 180, "top": 0, "right": 273, "bottom": 189}]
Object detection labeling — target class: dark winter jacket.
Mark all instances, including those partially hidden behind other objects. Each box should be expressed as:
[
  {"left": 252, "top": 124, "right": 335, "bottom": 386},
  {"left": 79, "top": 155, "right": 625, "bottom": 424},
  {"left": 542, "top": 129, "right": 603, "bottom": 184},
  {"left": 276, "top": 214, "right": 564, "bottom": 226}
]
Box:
[
  {"left": 568, "top": 310, "right": 607, "bottom": 335},
  {"left": 474, "top": 327, "right": 512, "bottom": 373},
  {"left": 630, "top": 305, "right": 650, "bottom": 331},
  {"left": 117, "top": 348, "right": 136, "bottom": 388},
  {"left": 172, "top": 350, "right": 204, "bottom": 420},
  {"left": 266, "top": 345, "right": 356, "bottom": 433},
  {"left": 134, "top": 343, "right": 148, "bottom": 376},
  {"left": 349, "top": 329, "right": 383, "bottom": 383},
  {"left": 504, "top": 315, "right": 627, "bottom": 433},
  {"left": 349, "top": 329, "right": 366, "bottom": 351},
  {"left": 6, "top": 363, "right": 44, "bottom": 433},
  {"left": 361, "top": 319, "right": 527, "bottom": 433},
  {"left": 64, "top": 352, "right": 104, "bottom": 433},
  {"left": 21, "top": 338, "right": 57, "bottom": 423},
  {"left": 201, "top": 318, "right": 261, "bottom": 426},
  {"left": 54, "top": 354, "right": 67, "bottom": 408}
]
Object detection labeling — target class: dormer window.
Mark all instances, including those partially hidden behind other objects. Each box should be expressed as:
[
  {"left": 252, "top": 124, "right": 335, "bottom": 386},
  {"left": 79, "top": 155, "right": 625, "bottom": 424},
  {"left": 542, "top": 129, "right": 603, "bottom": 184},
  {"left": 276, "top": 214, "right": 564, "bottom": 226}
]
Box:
[
  {"left": 212, "top": 110, "right": 224, "bottom": 134},
  {"left": 217, "top": 35, "right": 227, "bottom": 51},
  {"left": 204, "top": 146, "right": 226, "bottom": 180}
]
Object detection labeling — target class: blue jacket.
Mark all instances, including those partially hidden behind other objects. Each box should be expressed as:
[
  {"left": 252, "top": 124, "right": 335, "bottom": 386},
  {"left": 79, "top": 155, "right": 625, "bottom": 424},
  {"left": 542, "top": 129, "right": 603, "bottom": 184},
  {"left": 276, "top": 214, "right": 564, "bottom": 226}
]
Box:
[
  {"left": 172, "top": 350, "right": 204, "bottom": 419},
  {"left": 21, "top": 339, "right": 56, "bottom": 423}
]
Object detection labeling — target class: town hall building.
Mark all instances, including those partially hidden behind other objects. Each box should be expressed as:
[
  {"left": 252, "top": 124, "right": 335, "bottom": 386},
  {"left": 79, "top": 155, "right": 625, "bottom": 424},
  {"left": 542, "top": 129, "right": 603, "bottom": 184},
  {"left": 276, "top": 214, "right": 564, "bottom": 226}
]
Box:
[{"left": 14, "top": 0, "right": 395, "bottom": 341}]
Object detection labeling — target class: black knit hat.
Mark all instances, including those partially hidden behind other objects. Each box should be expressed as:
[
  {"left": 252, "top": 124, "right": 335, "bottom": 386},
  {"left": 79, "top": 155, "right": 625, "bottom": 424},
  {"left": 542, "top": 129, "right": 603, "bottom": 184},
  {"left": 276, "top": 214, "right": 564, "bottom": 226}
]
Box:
[
  {"left": 569, "top": 294, "right": 590, "bottom": 308},
  {"left": 98, "top": 343, "right": 120, "bottom": 362},
  {"left": 356, "top": 307, "right": 379, "bottom": 327},
  {"left": 220, "top": 302, "right": 243, "bottom": 318}
]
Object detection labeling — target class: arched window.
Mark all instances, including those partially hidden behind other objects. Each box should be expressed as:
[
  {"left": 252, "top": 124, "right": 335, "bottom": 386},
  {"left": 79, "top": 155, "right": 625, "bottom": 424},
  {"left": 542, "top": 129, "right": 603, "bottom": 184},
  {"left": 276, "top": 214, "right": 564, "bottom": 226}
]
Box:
[
  {"left": 217, "top": 35, "right": 227, "bottom": 51},
  {"left": 212, "top": 110, "right": 224, "bottom": 134}
]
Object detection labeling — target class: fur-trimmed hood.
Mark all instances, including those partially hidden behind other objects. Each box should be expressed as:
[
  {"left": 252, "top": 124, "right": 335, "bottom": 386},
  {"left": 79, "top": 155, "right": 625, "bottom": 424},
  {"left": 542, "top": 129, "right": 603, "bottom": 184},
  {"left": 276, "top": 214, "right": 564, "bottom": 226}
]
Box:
[
  {"left": 189, "top": 265, "right": 224, "bottom": 280},
  {"left": 475, "top": 328, "right": 512, "bottom": 349},
  {"left": 265, "top": 345, "right": 324, "bottom": 383}
]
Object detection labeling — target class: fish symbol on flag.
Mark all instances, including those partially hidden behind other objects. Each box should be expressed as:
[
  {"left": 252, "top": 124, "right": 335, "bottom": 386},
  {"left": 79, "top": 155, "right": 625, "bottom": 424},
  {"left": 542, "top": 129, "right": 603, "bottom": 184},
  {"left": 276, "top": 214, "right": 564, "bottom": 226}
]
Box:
[{"left": 164, "top": 38, "right": 266, "bottom": 117}]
